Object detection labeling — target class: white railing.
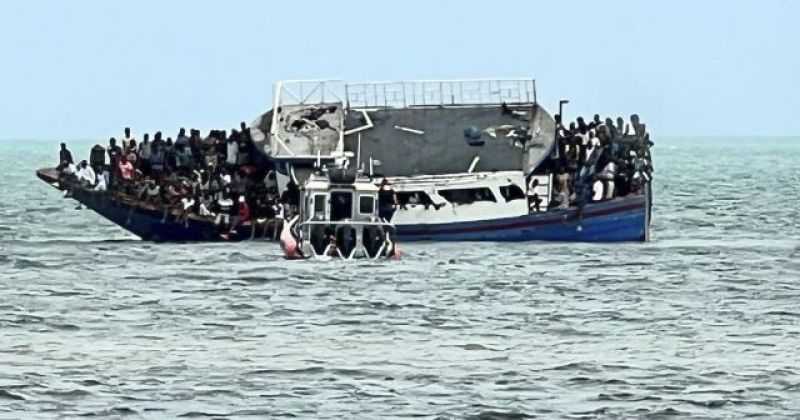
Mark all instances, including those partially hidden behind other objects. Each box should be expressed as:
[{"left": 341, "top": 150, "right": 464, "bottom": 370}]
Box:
[
  {"left": 345, "top": 78, "right": 536, "bottom": 109},
  {"left": 272, "top": 79, "right": 344, "bottom": 107}
]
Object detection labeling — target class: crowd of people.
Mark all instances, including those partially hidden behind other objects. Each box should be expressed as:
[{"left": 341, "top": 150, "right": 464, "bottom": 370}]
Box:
[
  {"left": 56, "top": 124, "right": 299, "bottom": 238},
  {"left": 541, "top": 113, "right": 654, "bottom": 211},
  {"left": 53, "top": 112, "right": 653, "bottom": 237}
]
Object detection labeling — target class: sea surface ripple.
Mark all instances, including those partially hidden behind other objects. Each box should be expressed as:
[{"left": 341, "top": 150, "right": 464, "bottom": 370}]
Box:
[{"left": 1, "top": 137, "right": 799, "bottom": 419}]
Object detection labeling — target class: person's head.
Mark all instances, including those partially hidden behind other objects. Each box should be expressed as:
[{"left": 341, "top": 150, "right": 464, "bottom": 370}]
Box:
[
  {"left": 568, "top": 122, "right": 576, "bottom": 131},
  {"left": 109, "top": 137, "right": 117, "bottom": 146},
  {"left": 616, "top": 117, "right": 624, "bottom": 127},
  {"left": 554, "top": 114, "right": 562, "bottom": 124},
  {"left": 130, "top": 139, "right": 137, "bottom": 149},
  {"left": 143, "top": 133, "right": 150, "bottom": 143},
  {"left": 155, "top": 131, "right": 162, "bottom": 141},
  {"left": 605, "top": 117, "right": 614, "bottom": 127},
  {"left": 166, "top": 137, "right": 173, "bottom": 146},
  {"left": 593, "top": 114, "right": 601, "bottom": 124},
  {"left": 577, "top": 116, "right": 585, "bottom": 126},
  {"left": 532, "top": 178, "right": 539, "bottom": 187},
  {"left": 124, "top": 127, "right": 131, "bottom": 137},
  {"left": 590, "top": 130, "right": 596, "bottom": 138},
  {"left": 179, "top": 128, "right": 186, "bottom": 137},
  {"left": 60, "top": 142, "right": 66, "bottom": 150},
  {"left": 630, "top": 114, "right": 640, "bottom": 125},
  {"left": 80, "top": 160, "right": 88, "bottom": 168},
  {"left": 240, "top": 121, "right": 247, "bottom": 131}
]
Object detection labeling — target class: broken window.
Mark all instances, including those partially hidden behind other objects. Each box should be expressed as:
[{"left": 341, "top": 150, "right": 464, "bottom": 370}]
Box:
[
  {"left": 499, "top": 185, "right": 526, "bottom": 202},
  {"left": 438, "top": 187, "right": 497, "bottom": 205}
]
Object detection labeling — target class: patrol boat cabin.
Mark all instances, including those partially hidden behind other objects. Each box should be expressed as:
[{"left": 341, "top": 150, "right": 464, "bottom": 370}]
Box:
[{"left": 281, "top": 163, "right": 400, "bottom": 259}]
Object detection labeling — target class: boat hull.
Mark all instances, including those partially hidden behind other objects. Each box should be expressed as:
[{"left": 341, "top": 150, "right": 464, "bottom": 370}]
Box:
[
  {"left": 37, "top": 168, "right": 650, "bottom": 243},
  {"left": 395, "top": 195, "right": 648, "bottom": 242}
]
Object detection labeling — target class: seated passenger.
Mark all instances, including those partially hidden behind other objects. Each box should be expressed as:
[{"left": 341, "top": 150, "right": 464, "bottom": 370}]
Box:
[
  {"left": 324, "top": 235, "right": 343, "bottom": 258},
  {"left": 94, "top": 170, "right": 108, "bottom": 191},
  {"left": 215, "top": 193, "right": 234, "bottom": 226},
  {"left": 75, "top": 160, "right": 96, "bottom": 187},
  {"left": 592, "top": 180, "right": 604, "bottom": 201},
  {"left": 198, "top": 196, "right": 215, "bottom": 217}
]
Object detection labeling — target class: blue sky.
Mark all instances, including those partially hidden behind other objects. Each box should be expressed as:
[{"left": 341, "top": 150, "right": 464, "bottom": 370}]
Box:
[{"left": 0, "top": 0, "right": 798, "bottom": 140}]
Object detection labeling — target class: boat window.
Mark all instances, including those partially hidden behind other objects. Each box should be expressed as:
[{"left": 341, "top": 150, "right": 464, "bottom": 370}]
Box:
[
  {"left": 359, "top": 196, "right": 375, "bottom": 215},
  {"left": 438, "top": 187, "right": 497, "bottom": 204},
  {"left": 499, "top": 185, "right": 525, "bottom": 202},
  {"left": 397, "top": 191, "right": 434, "bottom": 207},
  {"left": 330, "top": 191, "right": 353, "bottom": 221},
  {"left": 313, "top": 194, "right": 326, "bottom": 219}
]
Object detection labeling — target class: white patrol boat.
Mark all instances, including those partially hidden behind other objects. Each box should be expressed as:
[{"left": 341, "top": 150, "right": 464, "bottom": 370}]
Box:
[{"left": 279, "top": 160, "right": 401, "bottom": 260}]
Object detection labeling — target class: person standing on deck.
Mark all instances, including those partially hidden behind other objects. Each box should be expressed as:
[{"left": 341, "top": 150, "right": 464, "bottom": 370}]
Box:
[
  {"left": 121, "top": 127, "right": 136, "bottom": 153},
  {"left": 378, "top": 179, "right": 399, "bottom": 222},
  {"left": 106, "top": 137, "right": 123, "bottom": 188},
  {"left": 138, "top": 133, "right": 152, "bottom": 176},
  {"left": 57, "top": 143, "right": 74, "bottom": 171},
  {"left": 225, "top": 132, "right": 239, "bottom": 172}
]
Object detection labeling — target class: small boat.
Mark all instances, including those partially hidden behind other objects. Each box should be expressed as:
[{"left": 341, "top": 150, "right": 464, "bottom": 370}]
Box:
[{"left": 279, "top": 160, "right": 401, "bottom": 260}]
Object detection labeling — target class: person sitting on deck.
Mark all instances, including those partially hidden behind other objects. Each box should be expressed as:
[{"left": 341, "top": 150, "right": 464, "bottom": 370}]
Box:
[
  {"left": 215, "top": 191, "right": 234, "bottom": 227},
  {"left": 57, "top": 143, "right": 74, "bottom": 172},
  {"left": 94, "top": 170, "right": 108, "bottom": 191},
  {"left": 198, "top": 195, "right": 215, "bottom": 217},
  {"left": 75, "top": 160, "right": 96, "bottom": 187},
  {"left": 221, "top": 196, "right": 252, "bottom": 239},
  {"left": 138, "top": 178, "right": 160, "bottom": 204},
  {"left": 324, "top": 234, "right": 344, "bottom": 258}
]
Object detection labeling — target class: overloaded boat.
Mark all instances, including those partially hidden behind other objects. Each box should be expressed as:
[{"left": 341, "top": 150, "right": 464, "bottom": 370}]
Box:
[{"left": 37, "top": 78, "right": 654, "bottom": 243}]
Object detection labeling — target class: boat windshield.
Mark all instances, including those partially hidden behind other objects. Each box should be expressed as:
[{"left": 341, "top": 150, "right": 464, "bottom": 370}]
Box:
[{"left": 330, "top": 191, "right": 353, "bottom": 221}]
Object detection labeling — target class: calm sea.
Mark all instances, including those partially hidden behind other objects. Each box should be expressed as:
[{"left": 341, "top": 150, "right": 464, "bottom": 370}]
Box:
[{"left": 1, "top": 137, "right": 799, "bottom": 419}]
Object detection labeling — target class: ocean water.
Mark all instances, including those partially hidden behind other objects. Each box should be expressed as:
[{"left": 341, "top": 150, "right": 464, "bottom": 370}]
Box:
[{"left": 1, "top": 137, "right": 799, "bottom": 419}]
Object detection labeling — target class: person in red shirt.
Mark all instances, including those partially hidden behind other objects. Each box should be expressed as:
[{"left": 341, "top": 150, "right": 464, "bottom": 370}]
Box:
[
  {"left": 221, "top": 196, "right": 251, "bottom": 240},
  {"left": 237, "top": 196, "right": 251, "bottom": 225}
]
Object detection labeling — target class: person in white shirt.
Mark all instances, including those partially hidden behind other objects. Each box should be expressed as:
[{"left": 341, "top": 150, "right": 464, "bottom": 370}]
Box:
[
  {"left": 121, "top": 127, "right": 136, "bottom": 153},
  {"left": 75, "top": 161, "right": 96, "bottom": 186},
  {"left": 94, "top": 170, "right": 108, "bottom": 191},
  {"left": 225, "top": 136, "right": 239, "bottom": 168}
]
